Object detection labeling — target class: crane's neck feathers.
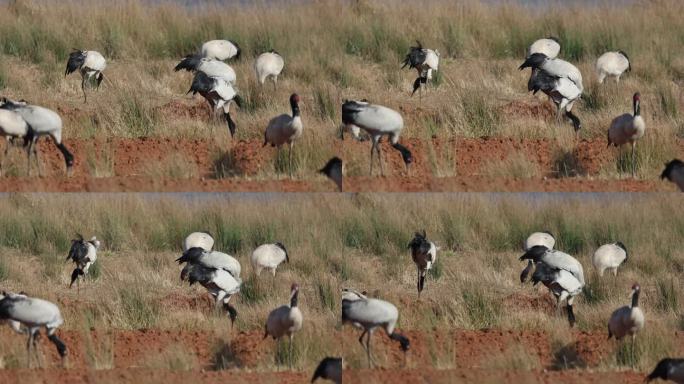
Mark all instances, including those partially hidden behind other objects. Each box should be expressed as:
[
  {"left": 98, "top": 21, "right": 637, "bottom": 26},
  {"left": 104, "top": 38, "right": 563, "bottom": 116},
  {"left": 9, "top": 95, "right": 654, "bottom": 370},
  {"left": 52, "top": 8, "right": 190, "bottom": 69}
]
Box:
[
  {"left": 631, "top": 288, "right": 640, "bottom": 308},
  {"left": 290, "top": 289, "right": 299, "bottom": 307}
]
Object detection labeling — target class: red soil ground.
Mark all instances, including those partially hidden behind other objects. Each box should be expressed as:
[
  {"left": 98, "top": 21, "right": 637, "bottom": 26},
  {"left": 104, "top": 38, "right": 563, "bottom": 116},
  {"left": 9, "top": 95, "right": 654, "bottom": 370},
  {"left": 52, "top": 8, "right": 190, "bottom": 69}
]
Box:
[
  {"left": 1, "top": 325, "right": 680, "bottom": 383},
  {"left": 0, "top": 135, "right": 680, "bottom": 192}
]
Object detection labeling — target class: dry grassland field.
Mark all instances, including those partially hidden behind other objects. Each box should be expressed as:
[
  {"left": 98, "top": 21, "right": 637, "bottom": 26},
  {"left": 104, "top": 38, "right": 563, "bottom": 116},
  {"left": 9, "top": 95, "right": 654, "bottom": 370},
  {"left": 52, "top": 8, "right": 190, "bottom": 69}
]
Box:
[
  {"left": 0, "top": 193, "right": 681, "bottom": 383},
  {"left": 0, "top": 1, "right": 683, "bottom": 191}
]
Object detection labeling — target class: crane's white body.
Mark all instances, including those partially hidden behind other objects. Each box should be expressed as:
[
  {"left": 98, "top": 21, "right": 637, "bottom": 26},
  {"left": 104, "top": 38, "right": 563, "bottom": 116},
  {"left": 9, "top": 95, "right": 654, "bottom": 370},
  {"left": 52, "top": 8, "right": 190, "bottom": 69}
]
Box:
[
  {"left": 81, "top": 237, "right": 100, "bottom": 274},
  {"left": 537, "top": 263, "right": 583, "bottom": 303},
  {"left": 422, "top": 49, "right": 440, "bottom": 80},
  {"left": 524, "top": 232, "right": 555, "bottom": 251},
  {"left": 197, "top": 59, "right": 236, "bottom": 85},
  {"left": 343, "top": 102, "right": 404, "bottom": 142},
  {"left": 82, "top": 51, "right": 106, "bottom": 77},
  {"left": 0, "top": 109, "right": 29, "bottom": 138},
  {"left": 342, "top": 294, "right": 399, "bottom": 335},
  {"left": 255, "top": 51, "right": 284, "bottom": 86},
  {"left": 592, "top": 243, "right": 627, "bottom": 276},
  {"left": 265, "top": 112, "right": 303, "bottom": 147},
  {"left": 539, "top": 58, "right": 584, "bottom": 92},
  {"left": 265, "top": 304, "right": 303, "bottom": 339},
  {"left": 608, "top": 286, "right": 644, "bottom": 341},
  {"left": 528, "top": 38, "right": 560, "bottom": 59},
  {"left": 0, "top": 294, "right": 63, "bottom": 331},
  {"left": 537, "top": 249, "right": 585, "bottom": 286},
  {"left": 183, "top": 232, "right": 214, "bottom": 252},
  {"left": 250, "top": 243, "right": 287, "bottom": 276},
  {"left": 201, "top": 268, "right": 241, "bottom": 305},
  {"left": 190, "top": 250, "right": 241, "bottom": 278},
  {"left": 596, "top": 51, "right": 630, "bottom": 84},
  {"left": 7, "top": 103, "right": 64, "bottom": 144},
  {"left": 608, "top": 113, "right": 645, "bottom": 146},
  {"left": 201, "top": 40, "right": 239, "bottom": 61}
]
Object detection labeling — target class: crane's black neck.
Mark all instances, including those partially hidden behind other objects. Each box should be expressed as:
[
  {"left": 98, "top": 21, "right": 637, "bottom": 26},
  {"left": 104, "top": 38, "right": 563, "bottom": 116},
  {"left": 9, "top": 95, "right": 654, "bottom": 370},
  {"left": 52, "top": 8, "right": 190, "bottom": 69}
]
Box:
[
  {"left": 290, "top": 289, "right": 299, "bottom": 307},
  {"left": 56, "top": 142, "right": 74, "bottom": 169},
  {"left": 633, "top": 99, "right": 640, "bottom": 116},
  {"left": 631, "top": 289, "right": 640, "bottom": 308},
  {"left": 290, "top": 99, "right": 300, "bottom": 117}
]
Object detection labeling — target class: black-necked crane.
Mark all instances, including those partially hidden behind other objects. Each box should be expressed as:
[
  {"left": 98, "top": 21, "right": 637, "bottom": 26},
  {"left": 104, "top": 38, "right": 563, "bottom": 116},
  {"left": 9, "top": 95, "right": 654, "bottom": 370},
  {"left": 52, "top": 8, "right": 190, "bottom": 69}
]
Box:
[
  {"left": 66, "top": 234, "right": 101, "bottom": 290},
  {"left": 187, "top": 71, "right": 243, "bottom": 137},
  {"left": 407, "top": 230, "right": 439, "bottom": 298},
  {"left": 311, "top": 356, "right": 342, "bottom": 384},
  {"left": 608, "top": 283, "right": 645, "bottom": 364},
  {"left": 662, "top": 159, "right": 684, "bottom": 191},
  {"left": 596, "top": 51, "right": 631, "bottom": 85},
  {"left": 527, "top": 37, "right": 561, "bottom": 59},
  {"left": 341, "top": 100, "right": 413, "bottom": 176},
  {"left": 263, "top": 93, "right": 303, "bottom": 177},
  {"left": 255, "top": 50, "right": 285, "bottom": 90},
  {"left": 0, "top": 107, "right": 30, "bottom": 176},
  {"left": 201, "top": 39, "right": 241, "bottom": 61},
  {"left": 177, "top": 247, "right": 241, "bottom": 281},
  {"left": 65, "top": 49, "right": 106, "bottom": 103},
  {"left": 520, "top": 245, "right": 585, "bottom": 286},
  {"left": 341, "top": 289, "right": 409, "bottom": 368},
  {"left": 524, "top": 231, "right": 555, "bottom": 251},
  {"left": 250, "top": 242, "right": 289, "bottom": 276},
  {"left": 0, "top": 98, "right": 74, "bottom": 176},
  {"left": 319, "top": 157, "right": 343, "bottom": 192},
  {"left": 175, "top": 56, "right": 237, "bottom": 85},
  {"left": 520, "top": 54, "right": 584, "bottom": 134},
  {"left": 401, "top": 41, "right": 440, "bottom": 96},
  {"left": 528, "top": 260, "right": 583, "bottom": 327},
  {"left": 647, "top": 358, "right": 684, "bottom": 383},
  {"left": 182, "top": 231, "right": 214, "bottom": 252},
  {"left": 592, "top": 242, "right": 628, "bottom": 277},
  {"left": 183, "top": 262, "right": 241, "bottom": 326},
  {"left": 264, "top": 283, "right": 303, "bottom": 370},
  {"left": 608, "top": 92, "right": 646, "bottom": 178},
  {"left": 0, "top": 292, "right": 68, "bottom": 367}
]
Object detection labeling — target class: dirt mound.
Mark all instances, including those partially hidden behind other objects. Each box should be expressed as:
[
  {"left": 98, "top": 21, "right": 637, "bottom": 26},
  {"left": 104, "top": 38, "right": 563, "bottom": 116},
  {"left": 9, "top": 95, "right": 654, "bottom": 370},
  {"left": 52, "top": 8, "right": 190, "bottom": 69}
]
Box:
[
  {"left": 157, "top": 100, "right": 210, "bottom": 120},
  {"left": 502, "top": 292, "right": 556, "bottom": 313},
  {"left": 501, "top": 100, "right": 556, "bottom": 119}
]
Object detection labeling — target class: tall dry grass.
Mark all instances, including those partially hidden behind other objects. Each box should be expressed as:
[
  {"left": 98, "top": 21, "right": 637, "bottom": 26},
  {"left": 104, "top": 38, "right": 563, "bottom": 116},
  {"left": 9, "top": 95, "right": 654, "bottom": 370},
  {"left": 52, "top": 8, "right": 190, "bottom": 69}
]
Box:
[
  {"left": 0, "top": 0, "right": 682, "bottom": 179},
  {"left": 0, "top": 193, "right": 682, "bottom": 371}
]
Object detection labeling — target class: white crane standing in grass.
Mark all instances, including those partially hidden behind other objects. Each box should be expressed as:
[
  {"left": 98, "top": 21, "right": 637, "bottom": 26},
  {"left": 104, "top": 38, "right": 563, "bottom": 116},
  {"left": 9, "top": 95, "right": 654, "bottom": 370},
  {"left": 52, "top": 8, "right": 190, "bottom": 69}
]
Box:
[
  {"left": 524, "top": 231, "right": 556, "bottom": 251},
  {"left": 341, "top": 100, "right": 413, "bottom": 176},
  {"left": 592, "top": 242, "right": 628, "bottom": 277},
  {"left": 187, "top": 71, "right": 243, "bottom": 137},
  {"left": 608, "top": 283, "right": 645, "bottom": 363},
  {"left": 201, "top": 39, "right": 241, "bottom": 61},
  {"left": 661, "top": 159, "right": 684, "bottom": 191},
  {"left": 647, "top": 358, "right": 684, "bottom": 383},
  {"left": 596, "top": 51, "right": 631, "bottom": 85},
  {"left": 263, "top": 93, "right": 303, "bottom": 178},
  {"left": 182, "top": 231, "right": 214, "bottom": 252},
  {"left": 608, "top": 92, "right": 646, "bottom": 178},
  {"left": 407, "top": 230, "right": 439, "bottom": 298},
  {"left": 264, "top": 283, "right": 303, "bottom": 370},
  {"left": 520, "top": 53, "right": 584, "bottom": 135},
  {"left": 527, "top": 37, "right": 561, "bottom": 59},
  {"left": 0, "top": 107, "right": 30, "bottom": 176},
  {"left": 0, "top": 292, "right": 68, "bottom": 367},
  {"left": 311, "top": 356, "right": 342, "bottom": 384},
  {"left": 66, "top": 234, "right": 101, "bottom": 290},
  {"left": 250, "top": 242, "right": 289, "bottom": 276},
  {"left": 0, "top": 98, "right": 74, "bottom": 176},
  {"left": 341, "top": 289, "right": 410, "bottom": 368},
  {"left": 401, "top": 41, "right": 440, "bottom": 96},
  {"left": 255, "top": 50, "right": 285, "bottom": 90},
  {"left": 319, "top": 157, "right": 343, "bottom": 192},
  {"left": 65, "top": 49, "right": 107, "bottom": 103}
]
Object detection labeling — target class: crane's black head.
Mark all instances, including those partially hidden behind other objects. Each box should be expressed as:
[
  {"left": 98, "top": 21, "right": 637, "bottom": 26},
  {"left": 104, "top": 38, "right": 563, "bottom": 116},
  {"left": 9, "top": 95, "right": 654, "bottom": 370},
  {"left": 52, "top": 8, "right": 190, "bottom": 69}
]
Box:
[
  {"left": 56, "top": 143, "right": 74, "bottom": 176},
  {"left": 390, "top": 333, "right": 410, "bottom": 352},
  {"left": 233, "top": 94, "right": 244, "bottom": 109},
  {"left": 48, "top": 334, "right": 68, "bottom": 358},
  {"left": 96, "top": 73, "right": 105, "bottom": 89},
  {"left": 392, "top": 142, "right": 413, "bottom": 169},
  {"left": 519, "top": 245, "right": 549, "bottom": 262},
  {"left": 319, "top": 157, "right": 343, "bottom": 191},
  {"left": 224, "top": 303, "right": 238, "bottom": 327},
  {"left": 274, "top": 242, "right": 289, "bottom": 262},
  {"left": 647, "top": 358, "right": 684, "bottom": 382},
  {"left": 407, "top": 230, "right": 428, "bottom": 250},
  {"left": 661, "top": 159, "right": 684, "bottom": 180},
  {"left": 311, "top": 357, "right": 342, "bottom": 383},
  {"left": 618, "top": 50, "right": 631, "bottom": 71},
  {"left": 519, "top": 52, "right": 548, "bottom": 70},
  {"left": 615, "top": 241, "right": 628, "bottom": 262},
  {"left": 229, "top": 40, "right": 241, "bottom": 60}
]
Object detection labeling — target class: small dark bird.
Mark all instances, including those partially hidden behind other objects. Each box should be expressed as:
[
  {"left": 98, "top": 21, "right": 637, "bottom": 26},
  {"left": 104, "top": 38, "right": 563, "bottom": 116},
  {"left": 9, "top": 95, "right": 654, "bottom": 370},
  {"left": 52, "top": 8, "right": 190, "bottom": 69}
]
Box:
[
  {"left": 646, "top": 358, "right": 684, "bottom": 383},
  {"left": 311, "top": 356, "right": 342, "bottom": 384},
  {"left": 319, "top": 157, "right": 342, "bottom": 191},
  {"left": 661, "top": 159, "right": 684, "bottom": 191}
]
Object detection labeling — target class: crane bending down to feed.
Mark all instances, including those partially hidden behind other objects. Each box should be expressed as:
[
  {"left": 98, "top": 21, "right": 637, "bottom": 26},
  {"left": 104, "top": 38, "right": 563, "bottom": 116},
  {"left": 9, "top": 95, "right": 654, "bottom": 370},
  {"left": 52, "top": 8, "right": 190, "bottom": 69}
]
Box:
[
  {"left": 264, "top": 283, "right": 303, "bottom": 369},
  {"left": 592, "top": 242, "right": 628, "bottom": 277},
  {"left": 0, "top": 98, "right": 74, "bottom": 176},
  {"left": 341, "top": 100, "right": 412, "bottom": 176},
  {"left": 65, "top": 49, "right": 106, "bottom": 103},
  {"left": 66, "top": 234, "right": 101, "bottom": 290},
  {"left": 201, "top": 39, "right": 241, "bottom": 61},
  {"left": 596, "top": 51, "right": 631, "bottom": 86},
  {"left": 255, "top": 50, "right": 285, "bottom": 90},
  {"left": 182, "top": 232, "right": 214, "bottom": 252},
  {"left": 341, "top": 289, "right": 410, "bottom": 368},
  {"left": 250, "top": 242, "right": 290, "bottom": 276},
  {"left": 402, "top": 41, "right": 440, "bottom": 96},
  {"left": 527, "top": 37, "right": 561, "bottom": 59},
  {"left": 0, "top": 292, "right": 68, "bottom": 367},
  {"left": 187, "top": 71, "right": 243, "bottom": 137}
]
